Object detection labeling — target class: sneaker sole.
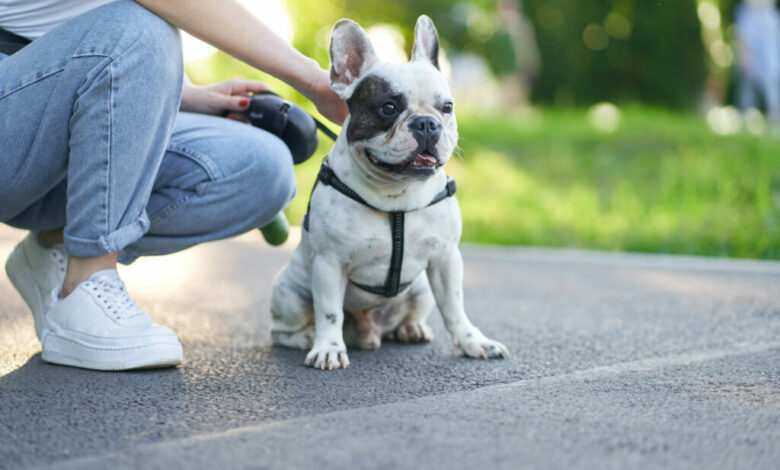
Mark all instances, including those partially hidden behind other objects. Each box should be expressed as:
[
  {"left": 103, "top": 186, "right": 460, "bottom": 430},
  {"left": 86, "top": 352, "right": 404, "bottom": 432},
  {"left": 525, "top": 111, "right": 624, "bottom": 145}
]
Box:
[
  {"left": 5, "top": 244, "right": 46, "bottom": 339},
  {"left": 41, "top": 329, "right": 183, "bottom": 371}
]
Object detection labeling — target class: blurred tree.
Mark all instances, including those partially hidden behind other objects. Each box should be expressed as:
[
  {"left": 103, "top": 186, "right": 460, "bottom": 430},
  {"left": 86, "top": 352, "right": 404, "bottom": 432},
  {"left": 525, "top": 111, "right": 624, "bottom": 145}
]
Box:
[
  {"left": 285, "top": 0, "right": 709, "bottom": 109},
  {"left": 718, "top": 0, "right": 741, "bottom": 24},
  {"left": 524, "top": 0, "right": 707, "bottom": 108},
  {"left": 285, "top": 0, "right": 504, "bottom": 67}
]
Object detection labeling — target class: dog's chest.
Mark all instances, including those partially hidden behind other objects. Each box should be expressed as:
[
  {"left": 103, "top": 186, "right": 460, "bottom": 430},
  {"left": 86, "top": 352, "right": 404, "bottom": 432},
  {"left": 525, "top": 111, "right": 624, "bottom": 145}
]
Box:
[
  {"left": 309, "top": 192, "right": 460, "bottom": 284},
  {"left": 357, "top": 209, "right": 450, "bottom": 259},
  {"left": 349, "top": 206, "right": 457, "bottom": 283}
]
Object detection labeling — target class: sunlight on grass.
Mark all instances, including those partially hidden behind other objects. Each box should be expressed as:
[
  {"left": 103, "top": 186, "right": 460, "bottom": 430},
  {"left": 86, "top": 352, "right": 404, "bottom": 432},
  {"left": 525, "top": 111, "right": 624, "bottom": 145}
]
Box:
[{"left": 454, "top": 108, "right": 780, "bottom": 258}]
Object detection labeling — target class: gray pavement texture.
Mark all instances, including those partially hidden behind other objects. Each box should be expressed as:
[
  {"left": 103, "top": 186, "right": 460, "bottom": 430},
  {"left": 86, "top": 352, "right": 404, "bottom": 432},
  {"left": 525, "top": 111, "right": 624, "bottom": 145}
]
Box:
[{"left": 0, "top": 225, "right": 778, "bottom": 470}]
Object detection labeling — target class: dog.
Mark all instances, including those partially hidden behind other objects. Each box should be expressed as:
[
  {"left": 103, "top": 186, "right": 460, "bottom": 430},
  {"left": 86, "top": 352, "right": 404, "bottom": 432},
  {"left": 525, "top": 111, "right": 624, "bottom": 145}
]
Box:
[{"left": 270, "top": 15, "right": 509, "bottom": 370}]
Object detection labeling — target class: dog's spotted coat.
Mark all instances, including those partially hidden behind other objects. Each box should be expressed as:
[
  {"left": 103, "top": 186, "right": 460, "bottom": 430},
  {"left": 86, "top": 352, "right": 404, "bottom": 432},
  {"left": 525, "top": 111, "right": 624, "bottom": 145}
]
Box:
[{"left": 269, "top": 15, "right": 509, "bottom": 370}]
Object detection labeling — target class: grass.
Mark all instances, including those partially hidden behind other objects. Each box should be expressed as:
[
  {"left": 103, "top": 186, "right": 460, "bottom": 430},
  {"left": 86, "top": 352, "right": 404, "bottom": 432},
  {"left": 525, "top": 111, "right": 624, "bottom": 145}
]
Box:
[{"left": 284, "top": 106, "right": 780, "bottom": 260}]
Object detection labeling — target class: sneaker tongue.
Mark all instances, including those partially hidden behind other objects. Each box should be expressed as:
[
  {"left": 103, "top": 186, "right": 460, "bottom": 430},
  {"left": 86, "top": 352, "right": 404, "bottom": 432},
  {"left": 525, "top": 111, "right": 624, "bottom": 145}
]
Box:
[{"left": 87, "top": 269, "right": 121, "bottom": 283}]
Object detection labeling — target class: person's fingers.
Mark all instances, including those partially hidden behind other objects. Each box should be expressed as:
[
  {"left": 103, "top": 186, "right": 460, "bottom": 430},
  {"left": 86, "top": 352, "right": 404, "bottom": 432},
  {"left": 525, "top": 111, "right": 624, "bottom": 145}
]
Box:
[
  {"left": 217, "top": 93, "right": 252, "bottom": 113},
  {"left": 225, "top": 112, "right": 250, "bottom": 123},
  {"left": 309, "top": 70, "right": 349, "bottom": 125},
  {"left": 334, "top": 101, "right": 349, "bottom": 124},
  {"left": 320, "top": 99, "right": 349, "bottom": 126},
  {"left": 228, "top": 79, "right": 272, "bottom": 95}
]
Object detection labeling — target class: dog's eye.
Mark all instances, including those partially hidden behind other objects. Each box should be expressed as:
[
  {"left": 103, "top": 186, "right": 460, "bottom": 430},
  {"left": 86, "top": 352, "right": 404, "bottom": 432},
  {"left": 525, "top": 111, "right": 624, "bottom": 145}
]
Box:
[
  {"left": 442, "top": 101, "right": 454, "bottom": 114},
  {"left": 380, "top": 102, "right": 397, "bottom": 116}
]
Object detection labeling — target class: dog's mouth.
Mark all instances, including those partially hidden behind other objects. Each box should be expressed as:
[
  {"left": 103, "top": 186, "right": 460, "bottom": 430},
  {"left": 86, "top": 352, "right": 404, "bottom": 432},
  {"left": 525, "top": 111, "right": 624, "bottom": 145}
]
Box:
[{"left": 365, "top": 149, "right": 442, "bottom": 176}]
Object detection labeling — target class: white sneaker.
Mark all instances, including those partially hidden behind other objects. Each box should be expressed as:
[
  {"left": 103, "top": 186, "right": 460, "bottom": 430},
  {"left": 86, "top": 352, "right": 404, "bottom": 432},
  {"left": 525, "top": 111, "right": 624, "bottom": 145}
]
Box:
[
  {"left": 41, "top": 269, "right": 183, "bottom": 371},
  {"left": 5, "top": 232, "right": 67, "bottom": 339}
]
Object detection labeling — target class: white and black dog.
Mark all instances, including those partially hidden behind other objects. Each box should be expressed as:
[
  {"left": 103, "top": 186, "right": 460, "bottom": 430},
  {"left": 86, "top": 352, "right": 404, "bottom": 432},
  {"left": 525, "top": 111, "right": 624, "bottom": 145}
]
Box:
[{"left": 270, "top": 15, "right": 509, "bottom": 370}]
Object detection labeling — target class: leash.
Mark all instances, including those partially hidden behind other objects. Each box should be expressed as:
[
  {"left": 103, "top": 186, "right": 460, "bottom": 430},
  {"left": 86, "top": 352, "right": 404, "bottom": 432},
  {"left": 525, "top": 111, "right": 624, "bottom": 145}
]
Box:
[{"left": 315, "top": 118, "right": 338, "bottom": 141}]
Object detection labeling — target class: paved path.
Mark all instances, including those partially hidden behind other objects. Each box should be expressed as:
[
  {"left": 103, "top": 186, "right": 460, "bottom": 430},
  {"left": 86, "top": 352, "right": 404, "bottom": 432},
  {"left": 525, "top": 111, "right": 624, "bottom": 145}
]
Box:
[{"left": 0, "top": 226, "right": 778, "bottom": 470}]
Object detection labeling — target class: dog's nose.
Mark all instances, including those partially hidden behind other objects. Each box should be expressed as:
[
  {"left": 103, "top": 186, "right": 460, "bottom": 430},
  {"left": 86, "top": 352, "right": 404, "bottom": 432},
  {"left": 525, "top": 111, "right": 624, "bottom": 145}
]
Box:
[{"left": 409, "top": 116, "right": 441, "bottom": 142}]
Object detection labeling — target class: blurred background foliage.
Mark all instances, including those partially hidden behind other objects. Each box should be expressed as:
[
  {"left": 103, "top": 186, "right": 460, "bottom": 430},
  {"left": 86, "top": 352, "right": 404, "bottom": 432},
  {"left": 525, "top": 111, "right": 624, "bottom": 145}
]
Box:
[
  {"left": 524, "top": 0, "right": 706, "bottom": 108},
  {"left": 285, "top": 0, "right": 707, "bottom": 108},
  {"left": 185, "top": 0, "right": 780, "bottom": 260}
]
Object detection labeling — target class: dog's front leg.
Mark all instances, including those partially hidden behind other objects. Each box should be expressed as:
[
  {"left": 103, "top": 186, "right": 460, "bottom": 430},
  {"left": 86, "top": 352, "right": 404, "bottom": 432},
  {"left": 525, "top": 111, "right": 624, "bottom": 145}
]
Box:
[
  {"left": 427, "top": 246, "right": 509, "bottom": 359},
  {"left": 305, "top": 256, "right": 350, "bottom": 370}
]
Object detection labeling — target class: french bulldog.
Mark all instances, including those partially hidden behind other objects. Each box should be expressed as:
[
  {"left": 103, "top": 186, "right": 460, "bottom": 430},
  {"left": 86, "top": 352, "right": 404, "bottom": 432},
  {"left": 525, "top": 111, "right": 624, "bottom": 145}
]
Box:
[{"left": 270, "top": 15, "right": 509, "bottom": 370}]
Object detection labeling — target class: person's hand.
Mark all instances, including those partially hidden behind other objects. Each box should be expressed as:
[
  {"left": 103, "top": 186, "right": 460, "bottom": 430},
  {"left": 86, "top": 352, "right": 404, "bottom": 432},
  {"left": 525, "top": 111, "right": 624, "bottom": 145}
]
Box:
[
  {"left": 307, "top": 68, "right": 349, "bottom": 126},
  {"left": 180, "top": 78, "right": 271, "bottom": 118}
]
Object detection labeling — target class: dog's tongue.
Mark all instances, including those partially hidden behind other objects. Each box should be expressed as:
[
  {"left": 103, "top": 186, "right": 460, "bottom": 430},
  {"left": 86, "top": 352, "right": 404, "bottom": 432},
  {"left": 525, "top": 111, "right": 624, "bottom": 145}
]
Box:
[{"left": 414, "top": 153, "right": 437, "bottom": 166}]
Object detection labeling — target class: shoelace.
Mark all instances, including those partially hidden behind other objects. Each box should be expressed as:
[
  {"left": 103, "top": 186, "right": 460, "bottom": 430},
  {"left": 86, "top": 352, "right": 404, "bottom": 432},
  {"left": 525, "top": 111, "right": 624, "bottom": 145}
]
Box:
[
  {"left": 50, "top": 248, "right": 66, "bottom": 275},
  {"left": 84, "top": 277, "right": 144, "bottom": 321}
]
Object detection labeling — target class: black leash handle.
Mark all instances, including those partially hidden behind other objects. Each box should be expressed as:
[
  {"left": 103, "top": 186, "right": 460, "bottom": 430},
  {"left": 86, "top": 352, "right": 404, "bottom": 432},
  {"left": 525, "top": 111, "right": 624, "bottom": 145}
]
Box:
[
  {"left": 241, "top": 90, "right": 339, "bottom": 142},
  {"left": 256, "top": 90, "right": 338, "bottom": 141}
]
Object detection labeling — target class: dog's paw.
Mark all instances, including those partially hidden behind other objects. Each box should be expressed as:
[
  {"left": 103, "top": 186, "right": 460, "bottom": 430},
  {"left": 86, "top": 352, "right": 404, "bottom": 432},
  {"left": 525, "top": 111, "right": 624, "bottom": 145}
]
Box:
[
  {"left": 454, "top": 330, "right": 509, "bottom": 360},
  {"left": 395, "top": 321, "right": 434, "bottom": 343},
  {"left": 304, "top": 341, "right": 350, "bottom": 370}
]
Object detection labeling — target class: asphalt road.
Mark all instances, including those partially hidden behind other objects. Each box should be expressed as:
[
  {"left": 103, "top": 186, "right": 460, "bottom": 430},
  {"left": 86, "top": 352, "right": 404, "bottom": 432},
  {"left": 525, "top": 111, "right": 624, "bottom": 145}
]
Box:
[{"left": 0, "top": 225, "right": 778, "bottom": 470}]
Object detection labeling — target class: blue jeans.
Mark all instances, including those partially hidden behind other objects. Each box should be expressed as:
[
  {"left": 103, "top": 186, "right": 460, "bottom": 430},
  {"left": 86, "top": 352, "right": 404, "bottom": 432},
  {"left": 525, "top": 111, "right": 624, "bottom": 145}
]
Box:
[
  {"left": 0, "top": 1, "right": 296, "bottom": 264},
  {"left": 738, "top": 72, "right": 780, "bottom": 122}
]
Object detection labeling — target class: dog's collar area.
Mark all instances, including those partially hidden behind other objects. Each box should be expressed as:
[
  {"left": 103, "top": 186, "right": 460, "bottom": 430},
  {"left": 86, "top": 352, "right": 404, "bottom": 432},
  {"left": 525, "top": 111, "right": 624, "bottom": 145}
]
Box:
[
  {"left": 303, "top": 160, "right": 457, "bottom": 298},
  {"left": 315, "top": 164, "right": 456, "bottom": 212}
]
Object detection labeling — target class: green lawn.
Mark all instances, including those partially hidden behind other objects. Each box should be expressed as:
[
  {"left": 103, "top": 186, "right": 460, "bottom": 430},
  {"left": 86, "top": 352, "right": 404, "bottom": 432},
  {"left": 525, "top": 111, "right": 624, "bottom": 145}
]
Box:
[{"left": 284, "top": 107, "right": 780, "bottom": 260}]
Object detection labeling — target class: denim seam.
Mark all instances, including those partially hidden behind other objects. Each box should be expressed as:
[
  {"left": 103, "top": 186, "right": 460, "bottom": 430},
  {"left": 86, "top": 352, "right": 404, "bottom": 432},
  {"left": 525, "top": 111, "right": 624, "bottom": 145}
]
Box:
[
  {"left": 165, "top": 143, "right": 223, "bottom": 182},
  {"left": 0, "top": 65, "right": 66, "bottom": 101},
  {"left": 71, "top": 52, "right": 114, "bottom": 60},
  {"left": 105, "top": 60, "right": 114, "bottom": 236},
  {"left": 148, "top": 192, "right": 197, "bottom": 226}
]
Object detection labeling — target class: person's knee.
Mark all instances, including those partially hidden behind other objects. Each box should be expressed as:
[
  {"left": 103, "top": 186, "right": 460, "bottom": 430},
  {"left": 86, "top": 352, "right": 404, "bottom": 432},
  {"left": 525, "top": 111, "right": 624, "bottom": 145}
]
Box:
[
  {"left": 85, "top": 2, "right": 183, "bottom": 89},
  {"left": 127, "top": 6, "right": 182, "bottom": 85},
  {"left": 251, "top": 138, "right": 297, "bottom": 223},
  {"left": 234, "top": 132, "right": 297, "bottom": 226}
]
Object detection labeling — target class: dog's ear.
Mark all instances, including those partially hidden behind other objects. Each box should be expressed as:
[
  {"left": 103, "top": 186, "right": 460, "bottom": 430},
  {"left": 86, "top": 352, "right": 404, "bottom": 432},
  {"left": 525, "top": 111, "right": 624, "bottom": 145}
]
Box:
[
  {"left": 410, "top": 15, "right": 440, "bottom": 69},
  {"left": 330, "top": 19, "right": 379, "bottom": 100}
]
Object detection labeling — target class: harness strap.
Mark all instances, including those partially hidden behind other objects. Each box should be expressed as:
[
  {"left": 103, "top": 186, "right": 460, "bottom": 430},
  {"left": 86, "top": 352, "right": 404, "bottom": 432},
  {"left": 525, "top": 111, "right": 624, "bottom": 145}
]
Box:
[
  {"left": 317, "top": 164, "right": 376, "bottom": 209},
  {"left": 427, "top": 178, "right": 457, "bottom": 207},
  {"left": 304, "top": 160, "right": 456, "bottom": 298},
  {"left": 350, "top": 211, "right": 410, "bottom": 297}
]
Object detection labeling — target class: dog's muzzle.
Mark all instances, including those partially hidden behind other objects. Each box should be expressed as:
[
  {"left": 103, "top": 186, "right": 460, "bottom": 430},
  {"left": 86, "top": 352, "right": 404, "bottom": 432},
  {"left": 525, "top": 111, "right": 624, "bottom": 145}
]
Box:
[{"left": 365, "top": 149, "right": 443, "bottom": 177}]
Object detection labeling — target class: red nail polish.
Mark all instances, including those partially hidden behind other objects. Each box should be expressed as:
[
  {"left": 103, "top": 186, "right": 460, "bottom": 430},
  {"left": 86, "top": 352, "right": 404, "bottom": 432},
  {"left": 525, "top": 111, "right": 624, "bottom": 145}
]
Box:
[{"left": 239, "top": 98, "right": 250, "bottom": 108}]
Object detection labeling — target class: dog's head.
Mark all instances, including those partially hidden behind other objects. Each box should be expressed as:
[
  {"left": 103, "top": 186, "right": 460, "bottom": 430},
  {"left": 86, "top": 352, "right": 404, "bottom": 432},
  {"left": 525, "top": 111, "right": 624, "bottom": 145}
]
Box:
[{"left": 330, "top": 15, "right": 457, "bottom": 180}]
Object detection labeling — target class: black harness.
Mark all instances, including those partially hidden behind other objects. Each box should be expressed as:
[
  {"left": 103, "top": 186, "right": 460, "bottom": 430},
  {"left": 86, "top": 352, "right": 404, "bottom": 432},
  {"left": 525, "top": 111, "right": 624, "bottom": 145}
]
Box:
[{"left": 304, "top": 161, "right": 456, "bottom": 298}]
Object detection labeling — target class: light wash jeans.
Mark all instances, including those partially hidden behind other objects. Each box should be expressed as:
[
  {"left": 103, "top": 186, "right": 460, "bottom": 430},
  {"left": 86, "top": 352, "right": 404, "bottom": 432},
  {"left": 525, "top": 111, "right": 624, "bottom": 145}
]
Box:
[
  {"left": 738, "top": 73, "right": 780, "bottom": 123},
  {"left": 0, "top": 1, "right": 296, "bottom": 264}
]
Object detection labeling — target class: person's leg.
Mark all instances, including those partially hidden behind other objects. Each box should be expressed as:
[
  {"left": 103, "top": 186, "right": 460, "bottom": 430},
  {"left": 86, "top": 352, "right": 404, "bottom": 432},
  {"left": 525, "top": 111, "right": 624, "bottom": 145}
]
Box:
[
  {"left": 2, "top": 0, "right": 183, "bottom": 266},
  {"left": 117, "top": 112, "right": 296, "bottom": 263},
  {"left": 737, "top": 68, "right": 758, "bottom": 112},
  {"left": 4, "top": 5, "right": 183, "bottom": 260},
  {"left": 763, "top": 74, "right": 780, "bottom": 125},
  {"left": 2, "top": 1, "right": 184, "bottom": 369}
]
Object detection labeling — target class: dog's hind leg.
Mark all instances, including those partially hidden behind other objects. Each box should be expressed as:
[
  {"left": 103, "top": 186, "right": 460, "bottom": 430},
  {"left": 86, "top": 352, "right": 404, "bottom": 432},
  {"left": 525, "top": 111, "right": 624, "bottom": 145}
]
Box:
[
  {"left": 343, "top": 308, "right": 382, "bottom": 350},
  {"left": 384, "top": 275, "right": 435, "bottom": 344},
  {"left": 270, "top": 263, "right": 314, "bottom": 350}
]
